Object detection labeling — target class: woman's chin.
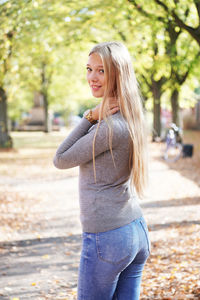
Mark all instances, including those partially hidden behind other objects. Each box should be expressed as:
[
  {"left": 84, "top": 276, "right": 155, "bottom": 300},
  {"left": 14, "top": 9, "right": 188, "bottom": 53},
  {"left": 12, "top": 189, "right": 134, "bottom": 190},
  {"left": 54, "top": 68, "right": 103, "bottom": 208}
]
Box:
[{"left": 92, "top": 91, "right": 103, "bottom": 98}]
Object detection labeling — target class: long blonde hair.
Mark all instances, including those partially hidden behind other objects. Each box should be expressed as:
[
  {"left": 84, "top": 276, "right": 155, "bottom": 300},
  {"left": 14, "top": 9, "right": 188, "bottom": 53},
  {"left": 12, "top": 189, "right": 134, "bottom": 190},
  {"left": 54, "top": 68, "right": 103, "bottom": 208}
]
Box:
[{"left": 89, "top": 41, "right": 148, "bottom": 199}]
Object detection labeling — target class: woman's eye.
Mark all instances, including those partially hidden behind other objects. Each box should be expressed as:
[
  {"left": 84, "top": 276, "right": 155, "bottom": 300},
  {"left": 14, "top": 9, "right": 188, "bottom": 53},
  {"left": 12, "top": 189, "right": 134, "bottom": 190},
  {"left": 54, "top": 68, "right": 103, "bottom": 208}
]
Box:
[
  {"left": 99, "top": 69, "right": 104, "bottom": 74},
  {"left": 86, "top": 67, "right": 92, "bottom": 72}
]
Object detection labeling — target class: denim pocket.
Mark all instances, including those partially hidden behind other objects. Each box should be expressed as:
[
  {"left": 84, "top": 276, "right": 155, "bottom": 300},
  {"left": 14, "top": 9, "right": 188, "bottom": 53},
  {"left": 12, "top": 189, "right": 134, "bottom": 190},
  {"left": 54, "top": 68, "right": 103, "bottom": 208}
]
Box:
[
  {"left": 96, "top": 223, "right": 136, "bottom": 265},
  {"left": 140, "top": 218, "right": 151, "bottom": 254}
]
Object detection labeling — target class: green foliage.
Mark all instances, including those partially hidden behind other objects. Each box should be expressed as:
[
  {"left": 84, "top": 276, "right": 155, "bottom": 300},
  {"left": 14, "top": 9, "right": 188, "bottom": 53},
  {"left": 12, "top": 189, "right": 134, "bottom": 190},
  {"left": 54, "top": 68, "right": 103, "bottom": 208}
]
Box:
[{"left": 0, "top": 0, "right": 199, "bottom": 125}]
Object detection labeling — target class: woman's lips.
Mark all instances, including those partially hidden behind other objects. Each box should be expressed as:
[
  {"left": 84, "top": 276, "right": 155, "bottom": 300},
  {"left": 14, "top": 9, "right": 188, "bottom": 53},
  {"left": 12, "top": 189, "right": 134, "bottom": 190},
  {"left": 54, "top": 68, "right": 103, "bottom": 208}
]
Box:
[{"left": 91, "top": 85, "right": 101, "bottom": 91}]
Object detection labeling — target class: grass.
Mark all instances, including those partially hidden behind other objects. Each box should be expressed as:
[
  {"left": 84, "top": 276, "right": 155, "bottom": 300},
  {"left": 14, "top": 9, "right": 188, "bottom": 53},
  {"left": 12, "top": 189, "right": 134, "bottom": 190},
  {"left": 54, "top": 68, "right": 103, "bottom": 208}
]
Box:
[
  {"left": 10, "top": 129, "right": 70, "bottom": 149},
  {"left": 0, "top": 129, "right": 78, "bottom": 179}
]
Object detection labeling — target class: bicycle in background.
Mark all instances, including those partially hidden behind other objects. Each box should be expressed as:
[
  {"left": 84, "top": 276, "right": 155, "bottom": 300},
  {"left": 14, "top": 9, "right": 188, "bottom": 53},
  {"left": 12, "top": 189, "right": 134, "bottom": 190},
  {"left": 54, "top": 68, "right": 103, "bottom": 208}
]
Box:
[{"left": 163, "top": 123, "right": 183, "bottom": 162}]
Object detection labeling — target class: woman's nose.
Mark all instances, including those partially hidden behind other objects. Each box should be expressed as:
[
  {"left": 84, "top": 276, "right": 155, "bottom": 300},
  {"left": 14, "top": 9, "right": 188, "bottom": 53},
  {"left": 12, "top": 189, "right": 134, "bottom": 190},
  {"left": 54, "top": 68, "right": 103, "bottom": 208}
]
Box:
[{"left": 89, "top": 71, "right": 98, "bottom": 82}]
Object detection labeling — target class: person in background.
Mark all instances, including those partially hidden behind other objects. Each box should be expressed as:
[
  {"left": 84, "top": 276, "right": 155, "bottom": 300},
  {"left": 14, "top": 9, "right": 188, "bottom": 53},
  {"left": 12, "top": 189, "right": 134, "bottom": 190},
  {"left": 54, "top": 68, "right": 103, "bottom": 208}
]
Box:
[{"left": 53, "top": 41, "right": 151, "bottom": 300}]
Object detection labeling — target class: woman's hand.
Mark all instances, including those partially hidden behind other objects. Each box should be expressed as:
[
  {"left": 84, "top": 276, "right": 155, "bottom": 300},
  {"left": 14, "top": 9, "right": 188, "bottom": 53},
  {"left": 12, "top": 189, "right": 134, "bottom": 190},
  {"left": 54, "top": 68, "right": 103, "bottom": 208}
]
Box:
[{"left": 92, "top": 98, "right": 119, "bottom": 121}]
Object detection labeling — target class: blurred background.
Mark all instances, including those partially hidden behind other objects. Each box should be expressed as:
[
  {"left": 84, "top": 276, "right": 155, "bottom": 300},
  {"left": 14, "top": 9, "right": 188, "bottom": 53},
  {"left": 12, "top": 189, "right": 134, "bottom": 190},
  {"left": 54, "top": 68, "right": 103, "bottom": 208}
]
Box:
[
  {"left": 0, "top": 0, "right": 200, "bottom": 143},
  {"left": 0, "top": 0, "right": 200, "bottom": 299}
]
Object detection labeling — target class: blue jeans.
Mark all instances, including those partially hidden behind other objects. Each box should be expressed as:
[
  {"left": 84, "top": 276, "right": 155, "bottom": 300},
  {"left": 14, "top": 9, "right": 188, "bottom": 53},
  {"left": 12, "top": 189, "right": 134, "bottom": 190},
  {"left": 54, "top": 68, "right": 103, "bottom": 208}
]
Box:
[{"left": 77, "top": 216, "right": 151, "bottom": 300}]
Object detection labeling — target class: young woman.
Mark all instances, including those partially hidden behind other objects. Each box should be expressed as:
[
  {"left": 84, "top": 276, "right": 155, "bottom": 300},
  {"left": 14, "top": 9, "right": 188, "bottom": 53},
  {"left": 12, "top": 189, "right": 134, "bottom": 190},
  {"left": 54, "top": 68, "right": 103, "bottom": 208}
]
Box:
[{"left": 53, "top": 41, "right": 150, "bottom": 300}]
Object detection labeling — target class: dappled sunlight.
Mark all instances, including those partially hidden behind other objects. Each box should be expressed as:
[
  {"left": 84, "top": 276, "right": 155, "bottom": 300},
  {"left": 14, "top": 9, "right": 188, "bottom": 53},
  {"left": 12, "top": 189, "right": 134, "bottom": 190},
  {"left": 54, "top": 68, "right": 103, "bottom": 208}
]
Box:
[{"left": 0, "top": 131, "right": 200, "bottom": 299}]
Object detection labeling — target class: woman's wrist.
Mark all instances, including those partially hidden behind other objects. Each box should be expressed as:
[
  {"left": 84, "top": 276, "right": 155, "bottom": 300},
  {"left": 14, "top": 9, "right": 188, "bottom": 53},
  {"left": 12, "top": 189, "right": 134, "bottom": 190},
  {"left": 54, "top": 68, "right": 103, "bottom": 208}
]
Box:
[{"left": 83, "top": 109, "right": 98, "bottom": 125}]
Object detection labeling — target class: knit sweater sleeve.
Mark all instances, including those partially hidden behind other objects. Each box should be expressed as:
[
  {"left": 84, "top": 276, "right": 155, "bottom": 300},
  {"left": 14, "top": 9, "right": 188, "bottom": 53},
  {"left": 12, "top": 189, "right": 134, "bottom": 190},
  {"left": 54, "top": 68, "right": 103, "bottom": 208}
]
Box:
[{"left": 53, "top": 116, "right": 122, "bottom": 169}]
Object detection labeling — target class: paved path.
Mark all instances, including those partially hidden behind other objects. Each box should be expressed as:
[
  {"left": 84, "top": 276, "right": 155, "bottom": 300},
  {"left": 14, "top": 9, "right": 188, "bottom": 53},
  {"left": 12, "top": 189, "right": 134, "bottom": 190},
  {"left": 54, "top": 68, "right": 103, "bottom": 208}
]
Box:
[{"left": 0, "top": 143, "right": 200, "bottom": 299}]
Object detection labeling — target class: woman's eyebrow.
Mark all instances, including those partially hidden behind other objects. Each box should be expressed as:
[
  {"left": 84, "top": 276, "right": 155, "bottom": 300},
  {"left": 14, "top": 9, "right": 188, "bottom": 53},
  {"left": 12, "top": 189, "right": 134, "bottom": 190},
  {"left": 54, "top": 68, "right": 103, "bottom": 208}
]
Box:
[{"left": 86, "top": 64, "right": 104, "bottom": 68}]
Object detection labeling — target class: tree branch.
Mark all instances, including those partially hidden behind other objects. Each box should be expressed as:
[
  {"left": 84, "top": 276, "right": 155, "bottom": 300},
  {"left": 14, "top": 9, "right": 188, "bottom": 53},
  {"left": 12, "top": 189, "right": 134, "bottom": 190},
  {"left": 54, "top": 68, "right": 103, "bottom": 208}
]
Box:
[
  {"left": 141, "top": 73, "right": 152, "bottom": 89},
  {"left": 154, "top": 0, "right": 200, "bottom": 46},
  {"left": 154, "top": 0, "right": 169, "bottom": 13},
  {"left": 176, "top": 50, "right": 200, "bottom": 84},
  {"left": 194, "top": 0, "right": 200, "bottom": 21},
  {"left": 128, "top": 0, "right": 166, "bottom": 23},
  {"left": 172, "top": 10, "right": 199, "bottom": 41}
]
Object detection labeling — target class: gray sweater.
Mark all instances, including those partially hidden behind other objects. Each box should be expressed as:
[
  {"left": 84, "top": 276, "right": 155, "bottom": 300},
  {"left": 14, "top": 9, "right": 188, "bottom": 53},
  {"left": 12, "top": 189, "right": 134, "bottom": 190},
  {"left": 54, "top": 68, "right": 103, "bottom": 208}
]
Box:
[{"left": 53, "top": 111, "right": 142, "bottom": 233}]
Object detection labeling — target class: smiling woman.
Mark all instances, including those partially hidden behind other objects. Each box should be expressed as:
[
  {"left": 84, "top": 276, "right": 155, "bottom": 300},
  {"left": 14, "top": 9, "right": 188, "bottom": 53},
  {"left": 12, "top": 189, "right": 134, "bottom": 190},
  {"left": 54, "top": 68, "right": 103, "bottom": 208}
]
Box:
[
  {"left": 86, "top": 52, "right": 105, "bottom": 98},
  {"left": 53, "top": 41, "right": 150, "bottom": 300}
]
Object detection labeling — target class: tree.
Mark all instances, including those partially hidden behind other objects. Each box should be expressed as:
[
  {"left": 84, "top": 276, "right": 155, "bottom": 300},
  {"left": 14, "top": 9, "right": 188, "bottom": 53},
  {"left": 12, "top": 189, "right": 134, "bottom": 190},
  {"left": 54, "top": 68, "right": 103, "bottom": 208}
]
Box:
[
  {"left": 1, "top": 0, "right": 199, "bottom": 145},
  {"left": 128, "top": 0, "right": 200, "bottom": 134},
  {"left": 165, "top": 19, "right": 200, "bottom": 125},
  {"left": 0, "top": 0, "right": 35, "bottom": 147},
  {"left": 154, "top": 0, "right": 200, "bottom": 47},
  {"left": 0, "top": 27, "right": 14, "bottom": 148}
]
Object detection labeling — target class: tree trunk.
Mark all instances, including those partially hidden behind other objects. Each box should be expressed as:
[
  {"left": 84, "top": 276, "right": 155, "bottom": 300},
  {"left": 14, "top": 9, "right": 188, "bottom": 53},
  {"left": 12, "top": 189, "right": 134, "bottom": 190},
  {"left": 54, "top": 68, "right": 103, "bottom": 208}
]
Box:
[
  {"left": 0, "top": 87, "right": 12, "bottom": 148},
  {"left": 152, "top": 80, "right": 161, "bottom": 141},
  {"left": 171, "top": 89, "right": 179, "bottom": 125},
  {"left": 43, "top": 92, "right": 51, "bottom": 133},
  {"left": 41, "top": 62, "right": 51, "bottom": 133},
  {"left": 153, "top": 97, "right": 161, "bottom": 141}
]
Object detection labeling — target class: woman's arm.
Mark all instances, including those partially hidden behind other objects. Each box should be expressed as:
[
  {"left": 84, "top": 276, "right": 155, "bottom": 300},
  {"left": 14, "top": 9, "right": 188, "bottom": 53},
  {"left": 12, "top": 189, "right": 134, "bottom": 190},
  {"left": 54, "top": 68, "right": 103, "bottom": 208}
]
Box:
[{"left": 53, "top": 115, "right": 121, "bottom": 169}]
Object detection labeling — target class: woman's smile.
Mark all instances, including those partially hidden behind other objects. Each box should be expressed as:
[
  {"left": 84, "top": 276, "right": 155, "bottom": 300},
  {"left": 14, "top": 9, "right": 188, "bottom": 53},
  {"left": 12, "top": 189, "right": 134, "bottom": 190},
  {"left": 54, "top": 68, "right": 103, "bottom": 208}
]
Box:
[{"left": 90, "top": 84, "right": 102, "bottom": 92}]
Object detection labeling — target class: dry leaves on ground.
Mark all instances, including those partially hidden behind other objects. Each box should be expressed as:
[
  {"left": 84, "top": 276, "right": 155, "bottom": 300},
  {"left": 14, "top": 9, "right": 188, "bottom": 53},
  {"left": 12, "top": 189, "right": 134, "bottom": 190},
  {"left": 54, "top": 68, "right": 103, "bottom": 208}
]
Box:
[
  {"left": 0, "top": 188, "right": 42, "bottom": 241},
  {"left": 141, "top": 223, "right": 200, "bottom": 299}
]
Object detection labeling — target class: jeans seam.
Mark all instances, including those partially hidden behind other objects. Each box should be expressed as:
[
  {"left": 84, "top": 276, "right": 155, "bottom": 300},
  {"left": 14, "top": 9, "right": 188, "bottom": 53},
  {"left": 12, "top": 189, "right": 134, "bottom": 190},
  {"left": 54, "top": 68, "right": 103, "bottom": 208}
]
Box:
[{"left": 140, "top": 221, "right": 151, "bottom": 254}]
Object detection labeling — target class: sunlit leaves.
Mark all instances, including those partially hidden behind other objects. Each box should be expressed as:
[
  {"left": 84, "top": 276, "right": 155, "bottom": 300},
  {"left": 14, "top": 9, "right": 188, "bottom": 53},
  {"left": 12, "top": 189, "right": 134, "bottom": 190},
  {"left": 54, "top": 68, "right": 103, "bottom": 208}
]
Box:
[{"left": 1, "top": 0, "right": 199, "bottom": 124}]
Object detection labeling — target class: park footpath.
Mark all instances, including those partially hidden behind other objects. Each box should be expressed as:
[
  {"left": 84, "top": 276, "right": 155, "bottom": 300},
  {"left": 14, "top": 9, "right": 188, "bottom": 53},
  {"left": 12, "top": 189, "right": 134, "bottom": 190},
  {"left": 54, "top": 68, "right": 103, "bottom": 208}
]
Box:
[{"left": 0, "top": 142, "right": 200, "bottom": 299}]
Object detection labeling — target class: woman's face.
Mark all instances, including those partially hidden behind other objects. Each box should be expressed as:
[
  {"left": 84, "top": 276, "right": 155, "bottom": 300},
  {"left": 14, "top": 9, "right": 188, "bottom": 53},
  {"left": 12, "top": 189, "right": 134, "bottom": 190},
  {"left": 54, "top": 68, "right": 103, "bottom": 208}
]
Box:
[{"left": 86, "top": 52, "right": 105, "bottom": 98}]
